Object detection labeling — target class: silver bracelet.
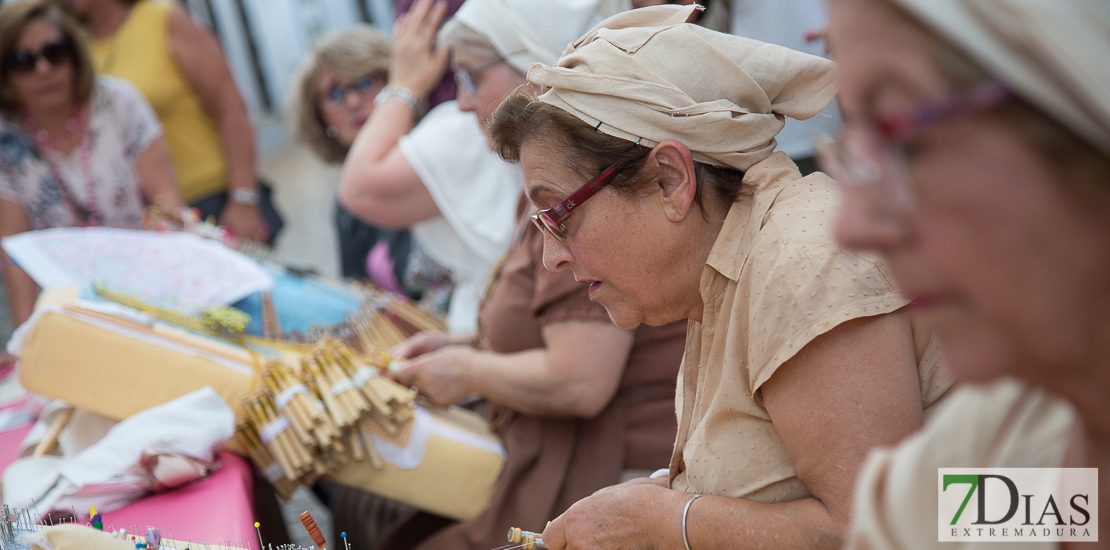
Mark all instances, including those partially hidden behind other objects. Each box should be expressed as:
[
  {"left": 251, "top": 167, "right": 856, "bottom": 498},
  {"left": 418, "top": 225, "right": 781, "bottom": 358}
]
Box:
[
  {"left": 228, "top": 187, "right": 260, "bottom": 206},
  {"left": 374, "top": 85, "right": 419, "bottom": 112},
  {"left": 682, "top": 493, "right": 702, "bottom": 550}
]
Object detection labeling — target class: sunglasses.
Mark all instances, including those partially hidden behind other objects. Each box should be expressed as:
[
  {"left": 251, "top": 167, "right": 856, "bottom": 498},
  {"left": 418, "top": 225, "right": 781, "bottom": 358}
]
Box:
[
  {"left": 531, "top": 160, "right": 630, "bottom": 241},
  {"left": 453, "top": 57, "right": 505, "bottom": 97},
  {"left": 4, "top": 40, "right": 72, "bottom": 75},
  {"left": 320, "top": 74, "right": 381, "bottom": 109}
]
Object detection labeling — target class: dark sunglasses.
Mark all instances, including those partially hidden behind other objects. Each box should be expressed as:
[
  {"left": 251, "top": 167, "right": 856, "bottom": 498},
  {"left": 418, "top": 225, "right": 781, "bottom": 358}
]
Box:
[
  {"left": 531, "top": 160, "right": 629, "bottom": 241},
  {"left": 4, "top": 40, "right": 73, "bottom": 74}
]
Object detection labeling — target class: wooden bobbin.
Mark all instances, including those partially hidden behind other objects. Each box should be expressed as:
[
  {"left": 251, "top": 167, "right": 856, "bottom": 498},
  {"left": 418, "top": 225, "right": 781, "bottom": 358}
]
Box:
[
  {"left": 507, "top": 527, "right": 546, "bottom": 549},
  {"left": 299, "top": 510, "right": 328, "bottom": 547}
]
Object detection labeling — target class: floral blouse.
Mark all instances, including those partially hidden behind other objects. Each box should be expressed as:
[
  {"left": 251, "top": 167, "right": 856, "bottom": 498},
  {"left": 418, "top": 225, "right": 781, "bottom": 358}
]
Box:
[{"left": 0, "top": 76, "right": 163, "bottom": 230}]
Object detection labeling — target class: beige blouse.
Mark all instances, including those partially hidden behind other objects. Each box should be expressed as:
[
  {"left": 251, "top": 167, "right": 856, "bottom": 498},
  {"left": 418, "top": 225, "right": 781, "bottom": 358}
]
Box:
[
  {"left": 668, "top": 152, "right": 952, "bottom": 502},
  {"left": 848, "top": 379, "right": 1075, "bottom": 550}
]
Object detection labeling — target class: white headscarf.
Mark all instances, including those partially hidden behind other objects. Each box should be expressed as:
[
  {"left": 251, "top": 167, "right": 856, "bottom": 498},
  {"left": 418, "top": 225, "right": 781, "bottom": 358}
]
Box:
[
  {"left": 453, "top": 0, "right": 631, "bottom": 74},
  {"left": 529, "top": 5, "right": 837, "bottom": 172},
  {"left": 888, "top": 0, "right": 1110, "bottom": 154}
]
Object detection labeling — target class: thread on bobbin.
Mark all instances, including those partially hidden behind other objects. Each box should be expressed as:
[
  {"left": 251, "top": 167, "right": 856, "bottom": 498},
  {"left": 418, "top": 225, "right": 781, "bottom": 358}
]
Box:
[{"left": 299, "top": 510, "right": 328, "bottom": 547}]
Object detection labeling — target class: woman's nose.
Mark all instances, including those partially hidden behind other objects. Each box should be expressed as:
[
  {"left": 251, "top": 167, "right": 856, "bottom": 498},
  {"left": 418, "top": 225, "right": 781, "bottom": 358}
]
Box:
[
  {"left": 345, "top": 90, "right": 364, "bottom": 109},
  {"left": 35, "top": 56, "right": 52, "bottom": 75},
  {"left": 456, "top": 85, "right": 476, "bottom": 113},
  {"left": 834, "top": 183, "right": 912, "bottom": 253},
  {"left": 540, "top": 231, "right": 574, "bottom": 272}
]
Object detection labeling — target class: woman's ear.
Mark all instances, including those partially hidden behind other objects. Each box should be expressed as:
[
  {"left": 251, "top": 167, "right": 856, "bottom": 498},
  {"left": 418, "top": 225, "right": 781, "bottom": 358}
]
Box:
[{"left": 650, "top": 139, "right": 698, "bottom": 222}]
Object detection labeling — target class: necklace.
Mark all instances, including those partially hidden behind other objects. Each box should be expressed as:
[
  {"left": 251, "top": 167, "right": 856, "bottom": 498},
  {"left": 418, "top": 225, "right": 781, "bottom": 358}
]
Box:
[
  {"left": 24, "top": 104, "right": 83, "bottom": 149},
  {"left": 22, "top": 104, "right": 100, "bottom": 227}
]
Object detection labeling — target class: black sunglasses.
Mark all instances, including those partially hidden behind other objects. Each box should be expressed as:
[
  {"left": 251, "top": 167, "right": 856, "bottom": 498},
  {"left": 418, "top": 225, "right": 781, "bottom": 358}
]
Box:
[{"left": 4, "top": 40, "right": 73, "bottom": 74}]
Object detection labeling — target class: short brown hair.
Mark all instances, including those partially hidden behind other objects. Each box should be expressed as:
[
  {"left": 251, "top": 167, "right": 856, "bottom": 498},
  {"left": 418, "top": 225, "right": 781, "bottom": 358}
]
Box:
[
  {"left": 286, "top": 25, "right": 390, "bottom": 164},
  {"left": 0, "top": 0, "right": 94, "bottom": 115},
  {"left": 486, "top": 86, "right": 747, "bottom": 212}
]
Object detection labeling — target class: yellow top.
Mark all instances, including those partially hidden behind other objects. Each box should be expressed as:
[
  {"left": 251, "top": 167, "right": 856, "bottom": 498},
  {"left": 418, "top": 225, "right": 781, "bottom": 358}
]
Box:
[{"left": 91, "top": 0, "right": 226, "bottom": 202}]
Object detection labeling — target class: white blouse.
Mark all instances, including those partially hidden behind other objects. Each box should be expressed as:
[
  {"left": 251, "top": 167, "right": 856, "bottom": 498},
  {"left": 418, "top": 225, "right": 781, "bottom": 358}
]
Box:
[{"left": 0, "top": 76, "right": 162, "bottom": 230}]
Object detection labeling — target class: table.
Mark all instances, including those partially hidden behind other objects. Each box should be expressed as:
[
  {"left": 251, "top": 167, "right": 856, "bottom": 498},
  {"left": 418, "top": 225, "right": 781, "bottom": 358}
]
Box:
[{"left": 0, "top": 398, "right": 259, "bottom": 546}]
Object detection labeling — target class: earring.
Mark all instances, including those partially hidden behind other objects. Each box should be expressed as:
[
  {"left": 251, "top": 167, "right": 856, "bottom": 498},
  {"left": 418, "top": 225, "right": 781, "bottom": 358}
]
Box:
[{"left": 326, "top": 126, "right": 338, "bottom": 138}]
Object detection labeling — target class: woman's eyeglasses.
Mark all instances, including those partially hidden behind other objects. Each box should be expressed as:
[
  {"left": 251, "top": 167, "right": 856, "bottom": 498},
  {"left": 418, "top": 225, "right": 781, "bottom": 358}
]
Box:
[
  {"left": 320, "top": 74, "right": 381, "bottom": 109},
  {"left": 4, "top": 40, "right": 72, "bottom": 75},
  {"left": 818, "top": 81, "right": 1012, "bottom": 210},
  {"left": 453, "top": 57, "right": 505, "bottom": 97},
  {"left": 532, "top": 160, "right": 629, "bottom": 241}
]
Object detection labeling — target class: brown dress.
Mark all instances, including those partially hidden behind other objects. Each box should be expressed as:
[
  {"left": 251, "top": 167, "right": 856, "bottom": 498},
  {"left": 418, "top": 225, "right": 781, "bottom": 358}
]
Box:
[{"left": 378, "top": 197, "right": 687, "bottom": 550}]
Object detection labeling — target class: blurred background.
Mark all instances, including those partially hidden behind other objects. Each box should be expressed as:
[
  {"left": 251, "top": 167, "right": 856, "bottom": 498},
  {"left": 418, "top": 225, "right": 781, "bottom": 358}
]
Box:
[
  {"left": 0, "top": 0, "right": 401, "bottom": 280},
  {"left": 176, "top": 0, "right": 396, "bottom": 280}
]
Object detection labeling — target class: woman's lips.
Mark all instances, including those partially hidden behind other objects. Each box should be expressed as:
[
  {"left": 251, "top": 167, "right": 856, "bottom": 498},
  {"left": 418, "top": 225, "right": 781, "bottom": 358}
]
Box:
[{"left": 587, "top": 281, "right": 602, "bottom": 297}]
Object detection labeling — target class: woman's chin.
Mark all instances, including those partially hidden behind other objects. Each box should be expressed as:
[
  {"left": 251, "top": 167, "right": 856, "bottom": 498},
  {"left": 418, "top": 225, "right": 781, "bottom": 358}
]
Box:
[
  {"left": 936, "top": 323, "right": 1021, "bottom": 385},
  {"left": 596, "top": 300, "right": 644, "bottom": 330}
]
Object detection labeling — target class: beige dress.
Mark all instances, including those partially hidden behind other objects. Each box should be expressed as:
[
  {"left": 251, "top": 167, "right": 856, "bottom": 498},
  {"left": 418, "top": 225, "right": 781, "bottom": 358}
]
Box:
[
  {"left": 848, "top": 379, "right": 1076, "bottom": 550},
  {"left": 669, "top": 152, "right": 953, "bottom": 502}
]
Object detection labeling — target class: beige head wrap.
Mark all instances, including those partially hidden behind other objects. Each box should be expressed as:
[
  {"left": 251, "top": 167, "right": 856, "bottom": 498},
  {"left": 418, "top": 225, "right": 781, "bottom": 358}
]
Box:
[
  {"left": 528, "top": 5, "right": 837, "bottom": 172},
  {"left": 887, "top": 0, "right": 1110, "bottom": 154},
  {"left": 453, "top": 0, "right": 631, "bottom": 75}
]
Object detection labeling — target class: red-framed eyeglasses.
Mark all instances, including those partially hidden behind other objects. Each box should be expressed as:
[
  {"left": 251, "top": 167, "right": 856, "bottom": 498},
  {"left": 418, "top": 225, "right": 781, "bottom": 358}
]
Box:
[{"left": 531, "top": 159, "right": 629, "bottom": 241}]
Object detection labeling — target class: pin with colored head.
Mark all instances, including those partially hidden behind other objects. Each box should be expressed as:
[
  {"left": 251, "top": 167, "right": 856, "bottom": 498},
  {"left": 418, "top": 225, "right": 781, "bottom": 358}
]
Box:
[{"left": 88, "top": 506, "right": 103, "bottom": 531}]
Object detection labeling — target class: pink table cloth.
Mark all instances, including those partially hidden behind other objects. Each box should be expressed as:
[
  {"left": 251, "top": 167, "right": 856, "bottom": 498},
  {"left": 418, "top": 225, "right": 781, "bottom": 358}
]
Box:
[{"left": 0, "top": 405, "right": 258, "bottom": 546}]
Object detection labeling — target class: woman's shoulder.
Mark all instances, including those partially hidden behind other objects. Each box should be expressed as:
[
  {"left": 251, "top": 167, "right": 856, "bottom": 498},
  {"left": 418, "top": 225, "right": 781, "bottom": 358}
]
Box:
[
  {"left": 92, "top": 75, "right": 145, "bottom": 99},
  {"left": 913, "top": 379, "right": 1073, "bottom": 466},
  {"left": 757, "top": 170, "right": 841, "bottom": 250},
  {"left": 848, "top": 379, "right": 1074, "bottom": 549},
  {"left": 89, "top": 76, "right": 152, "bottom": 118},
  {"left": 740, "top": 172, "right": 908, "bottom": 390},
  {"left": 0, "top": 117, "right": 38, "bottom": 169},
  {"left": 748, "top": 171, "right": 902, "bottom": 314}
]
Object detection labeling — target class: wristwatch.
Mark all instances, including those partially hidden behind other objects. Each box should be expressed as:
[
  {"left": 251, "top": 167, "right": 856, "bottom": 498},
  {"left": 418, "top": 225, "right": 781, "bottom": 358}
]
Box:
[{"left": 229, "top": 187, "right": 260, "bottom": 207}]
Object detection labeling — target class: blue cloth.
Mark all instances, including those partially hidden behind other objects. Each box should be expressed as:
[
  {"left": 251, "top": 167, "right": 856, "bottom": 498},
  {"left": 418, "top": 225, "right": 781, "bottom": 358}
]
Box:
[{"left": 233, "top": 265, "right": 364, "bottom": 336}]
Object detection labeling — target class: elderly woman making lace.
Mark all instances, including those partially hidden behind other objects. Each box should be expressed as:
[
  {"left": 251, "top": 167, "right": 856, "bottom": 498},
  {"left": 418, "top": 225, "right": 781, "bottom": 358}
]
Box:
[{"left": 485, "top": 5, "right": 952, "bottom": 549}]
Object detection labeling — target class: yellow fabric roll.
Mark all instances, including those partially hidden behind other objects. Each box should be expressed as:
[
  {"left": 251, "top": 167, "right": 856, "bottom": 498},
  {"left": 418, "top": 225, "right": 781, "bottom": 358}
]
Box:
[
  {"left": 91, "top": 0, "right": 227, "bottom": 203},
  {"left": 17, "top": 309, "right": 254, "bottom": 422},
  {"left": 326, "top": 406, "right": 505, "bottom": 521}
]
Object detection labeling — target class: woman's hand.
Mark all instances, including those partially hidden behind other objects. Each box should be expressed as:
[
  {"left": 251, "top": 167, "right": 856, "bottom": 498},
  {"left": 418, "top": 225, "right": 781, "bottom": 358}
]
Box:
[
  {"left": 220, "top": 201, "right": 268, "bottom": 243},
  {"left": 392, "top": 345, "right": 476, "bottom": 406},
  {"left": 389, "top": 0, "right": 450, "bottom": 99},
  {"left": 391, "top": 330, "right": 475, "bottom": 360},
  {"left": 542, "top": 483, "right": 688, "bottom": 550}
]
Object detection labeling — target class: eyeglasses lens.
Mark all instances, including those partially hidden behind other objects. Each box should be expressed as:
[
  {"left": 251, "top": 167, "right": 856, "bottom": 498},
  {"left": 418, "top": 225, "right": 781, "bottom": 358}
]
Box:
[
  {"left": 324, "top": 75, "right": 379, "bottom": 107},
  {"left": 819, "top": 125, "right": 915, "bottom": 210},
  {"left": 453, "top": 70, "right": 476, "bottom": 97},
  {"left": 5, "top": 41, "right": 70, "bottom": 74},
  {"left": 531, "top": 212, "right": 567, "bottom": 241},
  {"left": 353, "top": 75, "right": 377, "bottom": 94}
]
